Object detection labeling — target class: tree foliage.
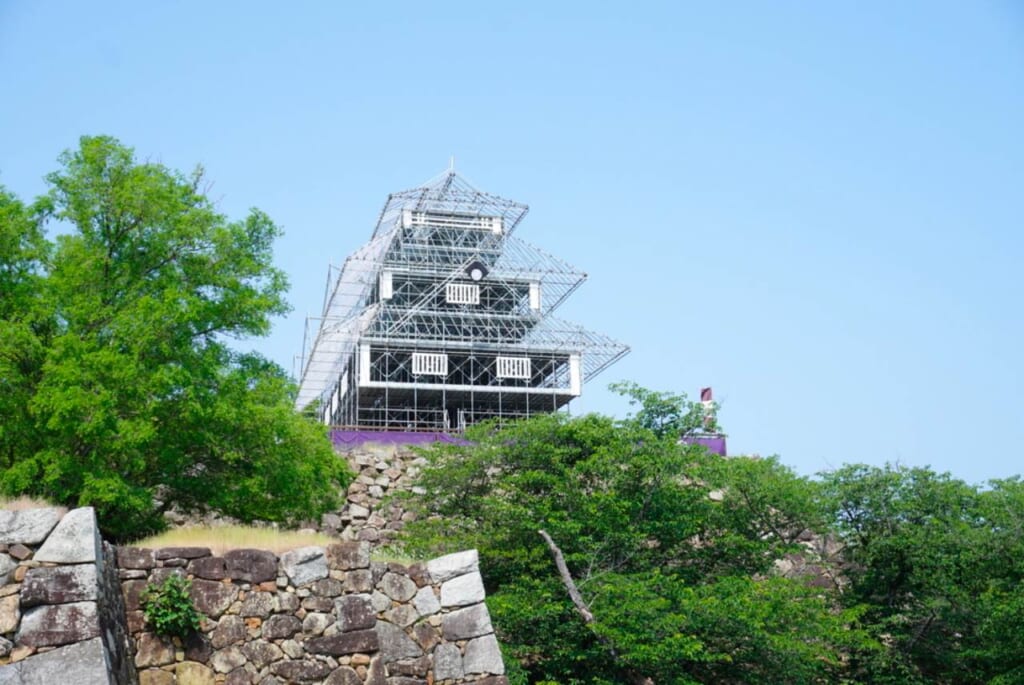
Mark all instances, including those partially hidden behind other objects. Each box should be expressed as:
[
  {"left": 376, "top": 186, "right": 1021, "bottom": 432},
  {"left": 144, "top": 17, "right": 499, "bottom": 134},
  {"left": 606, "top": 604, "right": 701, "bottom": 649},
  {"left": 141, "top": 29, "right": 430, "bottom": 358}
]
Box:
[
  {"left": 399, "top": 392, "right": 871, "bottom": 684},
  {"left": 0, "top": 136, "right": 350, "bottom": 539}
]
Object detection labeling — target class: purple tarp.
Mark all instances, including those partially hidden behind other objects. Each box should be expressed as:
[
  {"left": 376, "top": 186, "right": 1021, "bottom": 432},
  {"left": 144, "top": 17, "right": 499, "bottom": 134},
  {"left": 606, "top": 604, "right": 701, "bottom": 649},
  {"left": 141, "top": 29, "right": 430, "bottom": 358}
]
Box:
[
  {"left": 331, "top": 429, "right": 467, "bottom": 449},
  {"left": 680, "top": 435, "right": 728, "bottom": 456}
]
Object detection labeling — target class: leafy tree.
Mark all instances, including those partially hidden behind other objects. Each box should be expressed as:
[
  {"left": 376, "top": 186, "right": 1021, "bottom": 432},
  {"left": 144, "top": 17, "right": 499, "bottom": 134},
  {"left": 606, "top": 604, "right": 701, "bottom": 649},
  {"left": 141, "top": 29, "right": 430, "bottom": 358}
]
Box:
[
  {"left": 399, "top": 392, "right": 870, "bottom": 684},
  {"left": 0, "top": 136, "right": 350, "bottom": 539}
]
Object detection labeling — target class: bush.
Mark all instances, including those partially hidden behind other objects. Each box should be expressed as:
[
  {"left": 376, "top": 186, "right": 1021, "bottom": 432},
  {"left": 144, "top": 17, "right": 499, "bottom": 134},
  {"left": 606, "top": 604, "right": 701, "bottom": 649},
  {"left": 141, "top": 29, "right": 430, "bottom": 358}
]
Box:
[{"left": 141, "top": 574, "right": 203, "bottom": 638}]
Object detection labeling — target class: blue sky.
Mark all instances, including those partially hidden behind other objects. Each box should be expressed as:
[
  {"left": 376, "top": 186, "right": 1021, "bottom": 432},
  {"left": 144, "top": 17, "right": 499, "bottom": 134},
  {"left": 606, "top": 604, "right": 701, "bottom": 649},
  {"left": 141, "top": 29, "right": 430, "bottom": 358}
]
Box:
[{"left": 2, "top": 1, "right": 1021, "bottom": 483}]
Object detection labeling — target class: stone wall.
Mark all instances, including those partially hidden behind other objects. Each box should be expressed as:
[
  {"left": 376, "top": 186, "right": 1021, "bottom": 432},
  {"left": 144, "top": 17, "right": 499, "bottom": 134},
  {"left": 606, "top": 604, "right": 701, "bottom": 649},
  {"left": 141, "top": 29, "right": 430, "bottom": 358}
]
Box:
[
  {"left": 0, "top": 507, "right": 136, "bottom": 685},
  {"left": 119, "top": 542, "right": 507, "bottom": 685}
]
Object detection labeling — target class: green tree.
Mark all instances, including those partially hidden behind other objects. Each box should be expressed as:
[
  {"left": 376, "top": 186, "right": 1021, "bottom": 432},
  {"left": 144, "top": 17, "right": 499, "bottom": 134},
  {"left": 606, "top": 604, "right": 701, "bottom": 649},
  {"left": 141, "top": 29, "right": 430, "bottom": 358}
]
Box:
[
  {"left": 399, "top": 394, "right": 870, "bottom": 684},
  {"left": 0, "top": 136, "right": 350, "bottom": 539}
]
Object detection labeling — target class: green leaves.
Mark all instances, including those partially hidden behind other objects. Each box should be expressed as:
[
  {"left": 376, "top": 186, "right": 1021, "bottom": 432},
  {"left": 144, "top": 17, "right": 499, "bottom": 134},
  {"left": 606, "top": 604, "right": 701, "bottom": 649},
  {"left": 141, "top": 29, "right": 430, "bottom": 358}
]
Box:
[
  {"left": 0, "top": 136, "right": 351, "bottom": 540},
  {"left": 141, "top": 574, "right": 203, "bottom": 638}
]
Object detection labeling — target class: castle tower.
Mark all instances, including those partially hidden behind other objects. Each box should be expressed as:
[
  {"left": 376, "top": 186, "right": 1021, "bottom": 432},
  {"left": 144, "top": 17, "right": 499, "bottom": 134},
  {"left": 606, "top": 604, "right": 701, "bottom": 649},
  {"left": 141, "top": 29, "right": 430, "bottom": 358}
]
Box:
[{"left": 295, "top": 170, "right": 629, "bottom": 431}]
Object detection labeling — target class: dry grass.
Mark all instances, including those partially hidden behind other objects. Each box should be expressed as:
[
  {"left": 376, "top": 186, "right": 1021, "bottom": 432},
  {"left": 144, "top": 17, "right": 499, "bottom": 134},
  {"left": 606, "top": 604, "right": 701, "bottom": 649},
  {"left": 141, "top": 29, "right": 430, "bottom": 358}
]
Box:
[
  {"left": 131, "top": 526, "right": 337, "bottom": 555},
  {"left": 0, "top": 495, "right": 66, "bottom": 514}
]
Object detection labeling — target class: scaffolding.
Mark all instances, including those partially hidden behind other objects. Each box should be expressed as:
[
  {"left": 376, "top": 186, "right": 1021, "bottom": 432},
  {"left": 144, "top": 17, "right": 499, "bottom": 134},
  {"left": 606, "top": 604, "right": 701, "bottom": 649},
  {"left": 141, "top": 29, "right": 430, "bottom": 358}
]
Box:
[{"left": 294, "top": 170, "right": 629, "bottom": 431}]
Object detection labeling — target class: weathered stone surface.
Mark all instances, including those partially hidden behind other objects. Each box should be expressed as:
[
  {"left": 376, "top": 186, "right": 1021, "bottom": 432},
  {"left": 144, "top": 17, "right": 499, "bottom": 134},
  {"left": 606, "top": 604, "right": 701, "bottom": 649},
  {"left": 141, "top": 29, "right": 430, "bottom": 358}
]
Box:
[
  {"left": 271, "top": 659, "right": 333, "bottom": 682},
  {"left": 406, "top": 563, "right": 430, "bottom": 588},
  {"left": 385, "top": 678, "right": 426, "bottom": 685},
  {"left": 210, "top": 645, "right": 246, "bottom": 673},
  {"left": 302, "top": 611, "right": 332, "bottom": 635},
  {"left": 375, "top": 621, "right": 422, "bottom": 663},
  {"left": 464, "top": 633, "right": 505, "bottom": 675},
  {"left": 335, "top": 594, "right": 376, "bottom": 632},
  {"left": 310, "top": 577, "right": 343, "bottom": 597},
  {"left": 412, "top": 585, "right": 440, "bottom": 616},
  {"left": 149, "top": 567, "right": 186, "bottom": 584},
  {"left": 442, "top": 603, "right": 493, "bottom": 641},
  {"left": 0, "top": 555, "right": 17, "bottom": 586},
  {"left": 280, "top": 638, "right": 303, "bottom": 659},
  {"left": 190, "top": 579, "right": 236, "bottom": 618},
  {"left": 211, "top": 615, "right": 247, "bottom": 648},
  {"left": 0, "top": 595, "right": 19, "bottom": 633},
  {"left": 434, "top": 641, "right": 464, "bottom": 680},
  {"left": 378, "top": 572, "right": 416, "bottom": 602},
  {"left": 305, "top": 629, "right": 379, "bottom": 655},
  {"left": 0, "top": 509, "right": 62, "bottom": 546},
  {"left": 17, "top": 601, "right": 99, "bottom": 647},
  {"left": 426, "top": 549, "right": 477, "bottom": 583},
  {"left": 225, "top": 669, "right": 252, "bottom": 685},
  {"left": 301, "top": 595, "right": 334, "bottom": 612},
  {"left": 223, "top": 549, "right": 278, "bottom": 583},
  {"left": 176, "top": 660, "right": 216, "bottom": 685},
  {"left": 121, "top": 579, "right": 149, "bottom": 611},
  {"left": 185, "top": 632, "right": 214, "bottom": 662},
  {"left": 327, "top": 542, "right": 370, "bottom": 570},
  {"left": 240, "top": 591, "right": 275, "bottom": 618},
  {"left": 384, "top": 603, "right": 419, "bottom": 627},
  {"left": 276, "top": 591, "right": 300, "bottom": 613},
  {"left": 117, "top": 546, "right": 156, "bottom": 569},
  {"left": 440, "top": 570, "right": 486, "bottom": 608},
  {"left": 139, "top": 668, "right": 176, "bottom": 685},
  {"left": 33, "top": 508, "right": 100, "bottom": 564},
  {"left": 135, "top": 632, "right": 175, "bottom": 667},
  {"left": 7, "top": 544, "right": 30, "bottom": 561},
  {"left": 410, "top": 621, "right": 440, "bottom": 651},
  {"left": 370, "top": 590, "right": 391, "bottom": 612},
  {"left": 21, "top": 564, "right": 97, "bottom": 607},
  {"left": 344, "top": 569, "right": 373, "bottom": 593},
  {"left": 262, "top": 614, "right": 302, "bottom": 640},
  {"left": 0, "top": 637, "right": 107, "bottom": 685},
  {"left": 0, "top": 637, "right": 11, "bottom": 658},
  {"left": 468, "top": 677, "right": 511, "bottom": 685},
  {"left": 188, "top": 556, "right": 227, "bottom": 580},
  {"left": 388, "top": 655, "right": 430, "bottom": 676},
  {"left": 280, "top": 546, "right": 328, "bottom": 587},
  {"left": 155, "top": 546, "right": 211, "bottom": 560},
  {"left": 366, "top": 655, "right": 386, "bottom": 685},
  {"left": 324, "top": 664, "right": 362, "bottom": 685},
  {"left": 241, "top": 639, "right": 283, "bottom": 669}
]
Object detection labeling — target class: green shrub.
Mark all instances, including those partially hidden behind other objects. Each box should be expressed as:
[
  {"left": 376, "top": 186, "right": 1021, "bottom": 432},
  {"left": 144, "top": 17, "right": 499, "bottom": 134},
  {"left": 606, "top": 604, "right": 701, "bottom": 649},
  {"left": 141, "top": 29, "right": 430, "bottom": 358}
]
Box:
[{"left": 141, "top": 574, "right": 203, "bottom": 638}]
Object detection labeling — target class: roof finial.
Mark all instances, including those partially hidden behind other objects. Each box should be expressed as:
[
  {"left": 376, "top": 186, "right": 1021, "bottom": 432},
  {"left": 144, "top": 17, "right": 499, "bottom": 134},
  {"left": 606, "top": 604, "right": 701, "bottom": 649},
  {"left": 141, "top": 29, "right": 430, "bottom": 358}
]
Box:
[{"left": 449, "top": 155, "right": 455, "bottom": 172}]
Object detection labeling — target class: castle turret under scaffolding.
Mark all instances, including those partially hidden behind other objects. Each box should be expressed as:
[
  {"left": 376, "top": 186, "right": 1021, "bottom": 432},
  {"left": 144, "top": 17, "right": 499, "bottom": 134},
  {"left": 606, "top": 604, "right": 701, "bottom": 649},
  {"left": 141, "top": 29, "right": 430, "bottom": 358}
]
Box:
[{"left": 295, "top": 170, "right": 629, "bottom": 431}]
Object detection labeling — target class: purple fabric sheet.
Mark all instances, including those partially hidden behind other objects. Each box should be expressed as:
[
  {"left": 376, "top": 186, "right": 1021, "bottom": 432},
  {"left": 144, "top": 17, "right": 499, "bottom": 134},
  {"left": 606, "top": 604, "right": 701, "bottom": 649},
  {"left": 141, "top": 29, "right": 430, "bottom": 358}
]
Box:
[
  {"left": 331, "top": 429, "right": 467, "bottom": 448},
  {"left": 680, "top": 435, "right": 728, "bottom": 456}
]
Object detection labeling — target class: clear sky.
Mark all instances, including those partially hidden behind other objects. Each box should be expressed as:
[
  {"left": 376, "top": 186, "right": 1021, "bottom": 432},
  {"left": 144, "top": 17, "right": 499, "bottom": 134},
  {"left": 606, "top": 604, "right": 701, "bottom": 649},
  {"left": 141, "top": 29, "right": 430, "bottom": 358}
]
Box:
[{"left": 2, "top": 1, "right": 1021, "bottom": 483}]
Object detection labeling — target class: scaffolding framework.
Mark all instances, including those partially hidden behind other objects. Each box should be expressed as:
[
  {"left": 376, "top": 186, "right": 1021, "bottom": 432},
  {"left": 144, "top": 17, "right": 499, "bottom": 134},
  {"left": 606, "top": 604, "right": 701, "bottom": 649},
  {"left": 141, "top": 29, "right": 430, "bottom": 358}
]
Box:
[{"left": 295, "top": 170, "right": 629, "bottom": 430}]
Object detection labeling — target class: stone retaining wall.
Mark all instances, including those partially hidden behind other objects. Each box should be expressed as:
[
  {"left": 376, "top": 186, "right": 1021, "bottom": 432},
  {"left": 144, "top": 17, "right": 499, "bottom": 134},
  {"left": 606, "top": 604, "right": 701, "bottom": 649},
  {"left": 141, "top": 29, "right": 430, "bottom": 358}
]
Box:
[
  {"left": 0, "top": 506, "right": 136, "bottom": 685},
  {"left": 119, "top": 542, "right": 507, "bottom": 685}
]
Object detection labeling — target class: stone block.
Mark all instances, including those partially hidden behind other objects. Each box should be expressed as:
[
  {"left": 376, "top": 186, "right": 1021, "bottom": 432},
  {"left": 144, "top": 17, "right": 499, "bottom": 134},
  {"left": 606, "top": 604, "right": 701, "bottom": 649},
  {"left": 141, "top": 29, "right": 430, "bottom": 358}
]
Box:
[
  {"left": 190, "top": 579, "right": 236, "bottom": 618},
  {"left": 241, "top": 639, "right": 282, "bottom": 669},
  {"left": 240, "top": 591, "right": 275, "bottom": 618},
  {"left": 343, "top": 569, "right": 373, "bottom": 593},
  {"left": 117, "top": 546, "right": 156, "bottom": 569},
  {"left": 310, "top": 577, "right": 343, "bottom": 597},
  {"left": 17, "top": 601, "right": 99, "bottom": 648},
  {"left": 412, "top": 585, "right": 440, "bottom": 616},
  {"left": 211, "top": 615, "right": 247, "bottom": 649},
  {"left": 426, "top": 549, "right": 478, "bottom": 584},
  {"left": 262, "top": 614, "right": 302, "bottom": 640},
  {"left": 134, "top": 632, "right": 175, "bottom": 667},
  {"left": 370, "top": 590, "right": 391, "bottom": 612},
  {"left": 139, "top": 668, "right": 176, "bottom": 685},
  {"left": 21, "top": 564, "right": 98, "bottom": 607},
  {"left": 0, "top": 509, "right": 62, "bottom": 546},
  {"left": 122, "top": 579, "right": 148, "bottom": 611},
  {"left": 0, "top": 637, "right": 107, "bottom": 685},
  {"left": 327, "top": 542, "right": 370, "bottom": 570},
  {"left": 270, "top": 659, "right": 333, "bottom": 682},
  {"left": 0, "top": 595, "right": 19, "bottom": 633},
  {"left": 383, "top": 604, "right": 419, "bottom": 628},
  {"left": 154, "top": 546, "right": 211, "bottom": 560},
  {"left": 374, "top": 621, "right": 422, "bottom": 663},
  {"left": 210, "top": 645, "right": 246, "bottom": 673},
  {"left": 33, "top": 508, "right": 100, "bottom": 564},
  {"left": 388, "top": 655, "right": 430, "bottom": 676},
  {"left": 176, "top": 660, "right": 216, "bottom": 685},
  {"left": 464, "top": 633, "right": 505, "bottom": 675},
  {"left": 280, "top": 546, "right": 328, "bottom": 587},
  {"left": 302, "top": 611, "right": 332, "bottom": 635},
  {"left": 336, "top": 594, "right": 376, "bottom": 632},
  {"left": 305, "top": 629, "right": 379, "bottom": 656},
  {"left": 0, "top": 555, "right": 17, "bottom": 586},
  {"left": 410, "top": 621, "right": 439, "bottom": 651},
  {"left": 378, "top": 572, "right": 416, "bottom": 602},
  {"left": 223, "top": 549, "right": 278, "bottom": 583},
  {"left": 188, "top": 556, "right": 227, "bottom": 580},
  {"left": 324, "top": 665, "right": 361, "bottom": 685},
  {"left": 442, "top": 604, "right": 493, "bottom": 641},
  {"left": 440, "top": 570, "right": 486, "bottom": 608},
  {"left": 434, "top": 641, "right": 464, "bottom": 680}
]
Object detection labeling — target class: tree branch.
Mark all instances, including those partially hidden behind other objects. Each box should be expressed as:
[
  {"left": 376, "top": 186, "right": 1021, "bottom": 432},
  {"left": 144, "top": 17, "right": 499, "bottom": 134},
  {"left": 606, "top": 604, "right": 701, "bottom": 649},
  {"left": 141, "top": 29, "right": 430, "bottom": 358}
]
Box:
[{"left": 538, "top": 529, "right": 594, "bottom": 623}]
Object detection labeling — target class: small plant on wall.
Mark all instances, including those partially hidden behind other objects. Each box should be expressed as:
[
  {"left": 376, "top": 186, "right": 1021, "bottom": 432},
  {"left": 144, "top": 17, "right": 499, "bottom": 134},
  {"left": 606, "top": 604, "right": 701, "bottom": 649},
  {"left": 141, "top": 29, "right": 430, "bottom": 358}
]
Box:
[{"left": 140, "top": 574, "right": 203, "bottom": 638}]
